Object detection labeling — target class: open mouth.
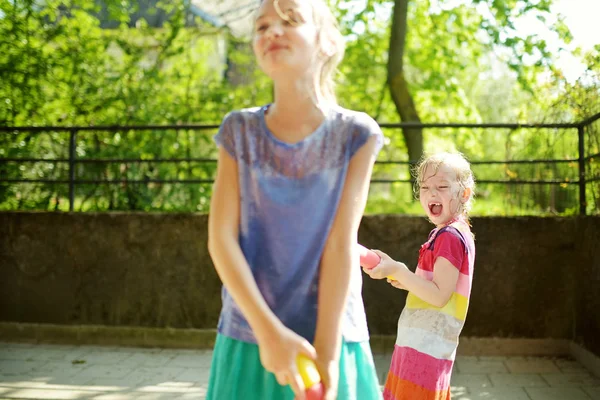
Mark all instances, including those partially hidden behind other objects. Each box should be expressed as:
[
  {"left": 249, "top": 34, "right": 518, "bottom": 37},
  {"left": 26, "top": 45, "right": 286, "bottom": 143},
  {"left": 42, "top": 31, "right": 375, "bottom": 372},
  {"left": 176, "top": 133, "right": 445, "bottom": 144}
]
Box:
[
  {"left": 429, "top": 202, "right": 442, "bottom": 216},
  {"left": 266, "top": 44, "right": 286, "bottom": 54}
]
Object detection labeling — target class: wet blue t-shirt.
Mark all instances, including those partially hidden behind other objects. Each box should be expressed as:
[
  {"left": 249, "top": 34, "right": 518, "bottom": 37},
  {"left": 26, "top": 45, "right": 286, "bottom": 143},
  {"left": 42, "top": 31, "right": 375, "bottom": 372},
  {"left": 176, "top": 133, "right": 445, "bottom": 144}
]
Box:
[{"left": 214, "top": 104, "right": 383, "bottom": 344}]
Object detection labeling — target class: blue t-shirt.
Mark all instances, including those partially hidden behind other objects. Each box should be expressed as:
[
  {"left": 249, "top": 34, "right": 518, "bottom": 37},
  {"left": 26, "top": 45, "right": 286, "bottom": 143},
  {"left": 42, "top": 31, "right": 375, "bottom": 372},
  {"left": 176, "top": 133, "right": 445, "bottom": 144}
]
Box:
[{"left": 213, "top": 104, "right": 384, "bottom": 344}]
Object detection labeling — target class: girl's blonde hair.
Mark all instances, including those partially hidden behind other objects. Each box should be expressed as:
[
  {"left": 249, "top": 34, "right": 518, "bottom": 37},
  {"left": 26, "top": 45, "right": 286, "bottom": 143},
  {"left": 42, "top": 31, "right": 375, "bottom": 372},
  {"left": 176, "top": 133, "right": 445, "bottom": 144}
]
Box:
[
  {"left": 309, "top": 0, "right": 345, "bottom": 104},
  {"left": 259, "top": 0, "right": 345, "bottom": 105},
  {"left": 413, "top": 152, "right": 476, "bottom": 218}
]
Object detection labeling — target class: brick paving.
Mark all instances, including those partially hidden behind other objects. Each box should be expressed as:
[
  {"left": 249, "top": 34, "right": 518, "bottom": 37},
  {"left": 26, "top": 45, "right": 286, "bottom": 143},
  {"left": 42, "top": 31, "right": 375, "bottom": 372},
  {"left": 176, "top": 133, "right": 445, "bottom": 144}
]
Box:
[{"left": 1, "top": 342, "right": 599, "bottom": 399}]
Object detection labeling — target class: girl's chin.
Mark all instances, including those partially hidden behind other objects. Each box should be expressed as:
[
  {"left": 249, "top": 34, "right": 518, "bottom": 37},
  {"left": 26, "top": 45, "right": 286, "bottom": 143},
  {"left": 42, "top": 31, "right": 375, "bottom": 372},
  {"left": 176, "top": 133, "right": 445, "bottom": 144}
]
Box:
[
  {"left": 430, "top": 215, "right": 451, "bottom": 225},
  {"left": 428, "top": 215, "right": 440, "bottom": 224}
]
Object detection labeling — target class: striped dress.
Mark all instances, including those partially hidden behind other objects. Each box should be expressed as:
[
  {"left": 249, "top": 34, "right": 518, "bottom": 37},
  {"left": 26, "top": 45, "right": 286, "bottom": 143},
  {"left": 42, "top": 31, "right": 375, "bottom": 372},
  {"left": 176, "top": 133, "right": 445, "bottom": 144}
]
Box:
[{"left": 383, "top": 220, "right": 475, "bottom": 400}]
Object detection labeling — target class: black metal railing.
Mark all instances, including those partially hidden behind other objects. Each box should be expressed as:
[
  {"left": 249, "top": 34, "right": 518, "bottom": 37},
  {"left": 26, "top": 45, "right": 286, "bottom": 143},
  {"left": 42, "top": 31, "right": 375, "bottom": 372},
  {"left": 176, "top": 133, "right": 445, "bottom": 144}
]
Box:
[{"left": 1, "top": 113, "right": 599, "bottom": 214}]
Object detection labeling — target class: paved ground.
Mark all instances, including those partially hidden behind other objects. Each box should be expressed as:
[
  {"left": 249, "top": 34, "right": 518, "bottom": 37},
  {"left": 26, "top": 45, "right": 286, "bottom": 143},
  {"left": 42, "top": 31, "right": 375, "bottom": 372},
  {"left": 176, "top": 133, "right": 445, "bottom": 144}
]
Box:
[{"left": 0, "top": 341, "right": 599, "bottom": 399}]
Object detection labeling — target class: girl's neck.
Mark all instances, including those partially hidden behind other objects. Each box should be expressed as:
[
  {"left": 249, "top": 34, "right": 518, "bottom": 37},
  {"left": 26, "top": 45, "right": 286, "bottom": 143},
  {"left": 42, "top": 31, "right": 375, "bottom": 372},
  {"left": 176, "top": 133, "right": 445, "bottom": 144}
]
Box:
[
  {"left": 266, "top": 79, "right": 331, "bottom": 143},
  {"left": 436, "top": 215, "right": 462, "bottom": 229},
  {"left": 271, "top": 77, "right": 328, "bottom": 114},
  {"left": 275, "top": 68, "right": 333, "bottom": 109},
  {"left": 270, "top": 96, "right": 324, "bottom": 118}
]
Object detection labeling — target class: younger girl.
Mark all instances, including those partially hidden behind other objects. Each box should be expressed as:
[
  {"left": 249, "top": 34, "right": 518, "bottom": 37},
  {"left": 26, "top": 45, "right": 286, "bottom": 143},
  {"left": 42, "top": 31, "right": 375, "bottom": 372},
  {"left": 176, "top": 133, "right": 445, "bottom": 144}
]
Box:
[
  {"left": 363, "top": 152, "right": 476, "bottom": 400},
  {"left": 207, "top": 1, "right": 384, "bottom": 399}
]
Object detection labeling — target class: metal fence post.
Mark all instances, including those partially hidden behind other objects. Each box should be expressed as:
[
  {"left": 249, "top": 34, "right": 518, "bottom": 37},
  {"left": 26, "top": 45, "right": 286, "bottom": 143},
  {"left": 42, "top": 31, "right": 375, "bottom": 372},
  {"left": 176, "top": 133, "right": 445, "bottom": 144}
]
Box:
[
  {"left": 69, "top": 129, "right": 77, "bottom": 212},
  {"left": 577, "top": 124, "right": 586, "bottom": 216}
]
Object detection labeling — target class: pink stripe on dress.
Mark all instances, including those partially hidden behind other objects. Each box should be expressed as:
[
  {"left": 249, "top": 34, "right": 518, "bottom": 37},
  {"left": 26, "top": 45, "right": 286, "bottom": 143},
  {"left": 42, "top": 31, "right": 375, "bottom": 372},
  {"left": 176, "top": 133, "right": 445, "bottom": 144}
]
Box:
[{"left": 388, "top": 345, "right": 453, "bottom": 391}]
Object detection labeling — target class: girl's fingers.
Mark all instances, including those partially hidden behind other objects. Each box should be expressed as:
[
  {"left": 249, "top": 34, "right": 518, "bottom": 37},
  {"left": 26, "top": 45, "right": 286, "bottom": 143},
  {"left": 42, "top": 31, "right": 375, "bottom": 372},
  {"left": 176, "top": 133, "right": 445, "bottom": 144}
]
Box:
[
  {"left": 289, "top": 370, "right": 306, "bottom": 400},
  {"left": 324, "top": 384, "right": 336, "bottom": 400},
  {"left": 372, "top": 249, "right": 387, "bottom": 258},
  {"left": 275, "top": 371, "right": 287, "bottom": 386},
  {"left": 276, "top": 370, "right": 305, "bottom": 400},
  {"left": 390, "top": 280, "right": 406, "bottom": 290},
  {"left": 299, "top": 340, "right": 317, "bottom": 360}
]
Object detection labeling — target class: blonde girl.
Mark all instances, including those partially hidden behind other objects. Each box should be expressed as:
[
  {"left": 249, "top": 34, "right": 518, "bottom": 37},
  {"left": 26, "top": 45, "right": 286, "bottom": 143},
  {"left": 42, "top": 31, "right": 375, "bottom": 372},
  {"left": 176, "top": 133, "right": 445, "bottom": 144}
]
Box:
[
  {"left": 363, "top": 152, "right": 476, "bottom": 400},
  {"left": 207, "top": 1, "right": 384, "bottom": 399}
]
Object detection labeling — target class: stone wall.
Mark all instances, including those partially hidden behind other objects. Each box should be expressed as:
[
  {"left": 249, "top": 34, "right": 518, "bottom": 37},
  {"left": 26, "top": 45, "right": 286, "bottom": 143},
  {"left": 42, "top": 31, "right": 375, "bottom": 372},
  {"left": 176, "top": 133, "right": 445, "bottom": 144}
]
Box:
[
  {"left": 0, "top": 213, "right": 219, "bottom": 329},
  {"left": 1, "top": 212, "right": 598, "bottom": 355},
  {"left": 574, "top": 217, "right": 600, "bottom": 356}
]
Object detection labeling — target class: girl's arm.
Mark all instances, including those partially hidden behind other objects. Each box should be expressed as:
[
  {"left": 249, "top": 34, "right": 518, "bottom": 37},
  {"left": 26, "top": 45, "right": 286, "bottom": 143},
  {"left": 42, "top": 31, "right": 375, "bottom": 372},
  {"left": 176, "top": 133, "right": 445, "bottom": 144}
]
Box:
[
  {"left": 395, "top": 257, "right": 459, "bottom": 307},
  {"left": 208, "top": 148, "right": 315, "bottom": 398},
  {"left": 368, "top": 251, "right": 459, "bottom": 308},
  {"left": 208, "top": 148, "right": 279, "bottom": 341},
  {"left": 314, "top": 136, "right": 379, "bottom": 394}
]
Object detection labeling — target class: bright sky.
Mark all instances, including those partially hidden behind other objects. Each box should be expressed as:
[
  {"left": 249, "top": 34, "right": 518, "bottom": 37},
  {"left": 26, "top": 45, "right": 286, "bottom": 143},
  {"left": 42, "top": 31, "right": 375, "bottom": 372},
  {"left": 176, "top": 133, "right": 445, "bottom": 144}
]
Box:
[
  {"left": 539, "top": 0, "right": 600, "bottom": 81},
  {"left": 554, "top": 0, "right": 600, "bottom": 51},
  {"left": 360, "top": 0, "right": 600, "bottom": 83}
]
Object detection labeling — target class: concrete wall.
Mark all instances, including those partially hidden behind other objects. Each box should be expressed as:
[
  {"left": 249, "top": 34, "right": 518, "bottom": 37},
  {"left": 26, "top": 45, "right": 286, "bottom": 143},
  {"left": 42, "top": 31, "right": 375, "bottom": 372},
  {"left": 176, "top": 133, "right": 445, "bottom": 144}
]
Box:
[
  {"left": 1, "top": 212, "right": 598, "bottom": 355},
  {"left": 0, "top": 213, "right": 220, "bottom": 329},
  {"left": 574, "top": 217, "right": 600, "bottom": 356}
]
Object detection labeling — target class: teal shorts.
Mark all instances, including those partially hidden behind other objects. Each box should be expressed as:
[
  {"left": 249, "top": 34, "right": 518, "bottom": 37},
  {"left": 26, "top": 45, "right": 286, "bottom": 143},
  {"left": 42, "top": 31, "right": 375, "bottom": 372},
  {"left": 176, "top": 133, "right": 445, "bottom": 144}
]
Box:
[{"left": 207, "top": 334, "right": 383, "bottom": 400}]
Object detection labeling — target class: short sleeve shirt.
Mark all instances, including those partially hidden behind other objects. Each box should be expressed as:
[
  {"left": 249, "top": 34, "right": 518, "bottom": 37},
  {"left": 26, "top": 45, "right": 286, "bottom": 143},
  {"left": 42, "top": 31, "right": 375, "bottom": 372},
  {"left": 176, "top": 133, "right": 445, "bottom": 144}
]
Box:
[{"left": 214, "top": 104, "right": 384, "bottom": 343}]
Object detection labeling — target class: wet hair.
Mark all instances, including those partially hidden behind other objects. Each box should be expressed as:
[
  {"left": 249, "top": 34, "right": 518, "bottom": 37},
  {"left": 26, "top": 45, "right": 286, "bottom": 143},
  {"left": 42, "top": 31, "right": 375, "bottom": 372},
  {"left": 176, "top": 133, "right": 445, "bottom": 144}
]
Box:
[
  {"left": 259, "top": 0, "right": 345, "bottom": 104},
  {"left": 309, "top": 0, "right": 345, "bottom": 104},
  {"left": 413, "top": 152, "right": 476, "bottom": 217}
]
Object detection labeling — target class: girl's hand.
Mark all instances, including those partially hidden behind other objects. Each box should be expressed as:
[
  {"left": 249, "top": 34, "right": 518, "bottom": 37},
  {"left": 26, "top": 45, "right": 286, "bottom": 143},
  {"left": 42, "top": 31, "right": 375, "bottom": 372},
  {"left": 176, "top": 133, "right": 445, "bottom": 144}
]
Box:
[
  {"left": 315, "top": 358, "right": 339, "bottom": 400},
  {"left": 388, "top": 278, "right": 408, "bottom": 290},
  {"left": 256, "top": 324, "right": 317, "bottom": 400},
  {"left": 362, "top": 249, "right": 408, "bottom": 281}
]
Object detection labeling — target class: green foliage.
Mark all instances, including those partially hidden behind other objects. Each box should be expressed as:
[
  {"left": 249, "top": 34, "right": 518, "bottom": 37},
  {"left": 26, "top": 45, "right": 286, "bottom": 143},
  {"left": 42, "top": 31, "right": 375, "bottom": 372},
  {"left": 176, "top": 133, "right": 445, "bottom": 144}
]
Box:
[
  {"left": 533, "top": 49, "right": 600, "bottom": 213},
  {"left": 336, "top": 0, "right": 598, "bottom": 215},
  {"left": 0, "top": 0, "right": 271, "bottom": 211},
  {"left": 0, "top": 0, "right": 598, "bottom": 215}
]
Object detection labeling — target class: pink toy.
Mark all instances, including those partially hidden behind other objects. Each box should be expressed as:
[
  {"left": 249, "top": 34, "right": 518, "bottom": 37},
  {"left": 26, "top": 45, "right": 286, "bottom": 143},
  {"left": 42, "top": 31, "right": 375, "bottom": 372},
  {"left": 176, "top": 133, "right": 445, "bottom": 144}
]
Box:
[
  {"left": 358, "top": 244, "right": 381, "bottom": 269},
  {"left": 305, "top": 382, "right": 325, "bottom": 400},
  {"left": 358, "top": 244, "right": 394, "bottom": 280}
]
